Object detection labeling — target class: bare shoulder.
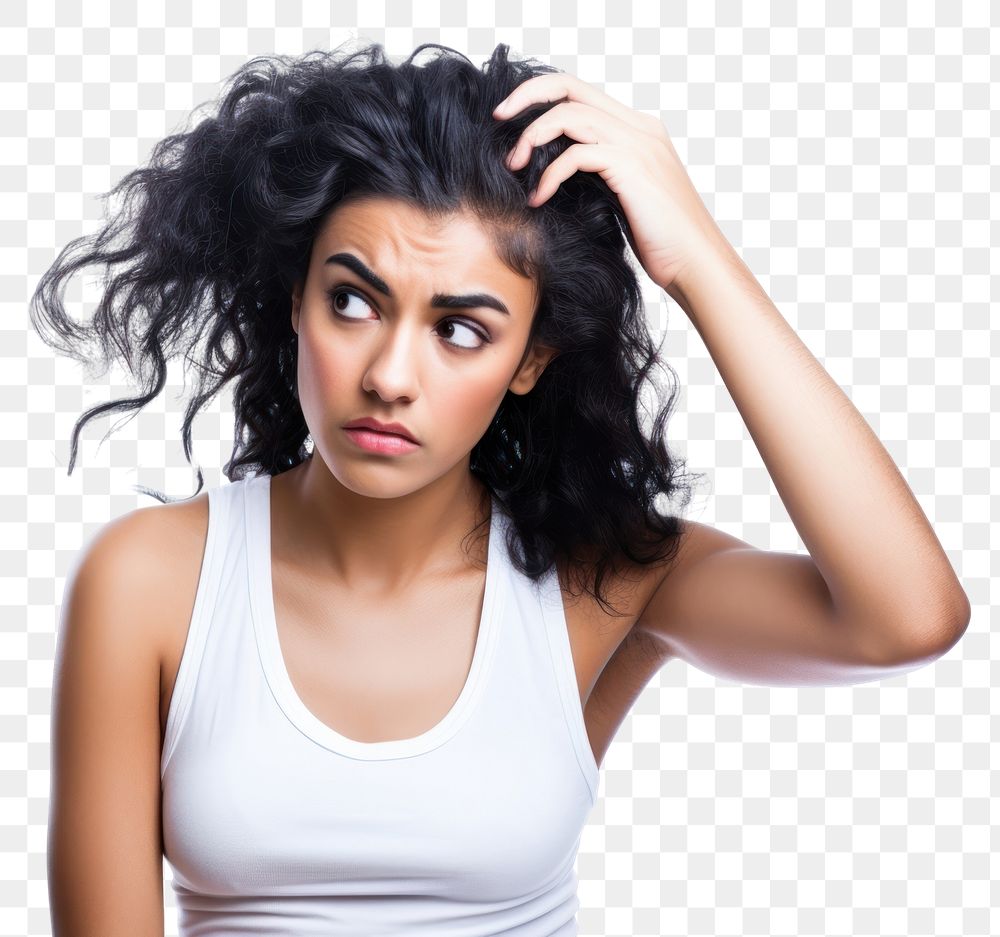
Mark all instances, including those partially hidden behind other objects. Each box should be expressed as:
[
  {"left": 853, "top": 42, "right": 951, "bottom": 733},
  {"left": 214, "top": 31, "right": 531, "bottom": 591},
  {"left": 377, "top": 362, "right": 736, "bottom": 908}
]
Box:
[
  {"left": 83, "top": 490, "right": 210, "bottom": 564},
  {"left": 631, "top": 517, "right": 752, "bottom": 647},
  {"left": 73, "top": 491, "right": 211, "bottom": 664},
  {"left": 555, "top": 518, "right": 736, "bottom": 647},
  {"left": 651, "top": 516, "right": 750, "bottom": 582}
]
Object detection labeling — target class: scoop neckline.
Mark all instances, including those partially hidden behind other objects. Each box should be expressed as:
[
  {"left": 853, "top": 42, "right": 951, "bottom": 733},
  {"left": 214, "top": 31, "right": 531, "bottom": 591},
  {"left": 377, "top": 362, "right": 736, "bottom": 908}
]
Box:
[{"left": 246, "top": 473, "right": 502, "bottom": 761}]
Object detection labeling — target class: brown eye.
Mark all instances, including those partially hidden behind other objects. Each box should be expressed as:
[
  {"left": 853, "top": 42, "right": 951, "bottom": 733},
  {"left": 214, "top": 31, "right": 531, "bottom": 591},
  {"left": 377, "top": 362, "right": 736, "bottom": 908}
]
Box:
[
  {"left": 327, "top": 287, "right": 372, "bottom": 319},
  {"left": 436, "top": 318, "right": 490, "bottom": 350}
]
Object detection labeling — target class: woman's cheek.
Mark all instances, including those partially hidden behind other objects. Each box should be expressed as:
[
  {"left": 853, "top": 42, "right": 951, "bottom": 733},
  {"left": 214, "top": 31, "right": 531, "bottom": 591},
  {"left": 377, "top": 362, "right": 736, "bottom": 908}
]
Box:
[
  {"left": 451, "top": 380, "right": 510, "bottom": 450},
  {"left": 296, "top": 335, "right": 349, "bottom": 431}
]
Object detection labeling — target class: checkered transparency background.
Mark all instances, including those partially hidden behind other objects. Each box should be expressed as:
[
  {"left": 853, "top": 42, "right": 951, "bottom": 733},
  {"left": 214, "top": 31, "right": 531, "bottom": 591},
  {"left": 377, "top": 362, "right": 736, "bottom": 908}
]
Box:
[{"left": 6, "top": 1, "right": 994, "bottom": 936}]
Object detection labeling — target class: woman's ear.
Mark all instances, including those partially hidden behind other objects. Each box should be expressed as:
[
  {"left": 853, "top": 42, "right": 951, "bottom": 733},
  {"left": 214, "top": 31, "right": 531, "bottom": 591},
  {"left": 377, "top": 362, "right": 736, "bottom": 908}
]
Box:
[{"left": 508, "top": 342, "right": 560, "bottom": 396}]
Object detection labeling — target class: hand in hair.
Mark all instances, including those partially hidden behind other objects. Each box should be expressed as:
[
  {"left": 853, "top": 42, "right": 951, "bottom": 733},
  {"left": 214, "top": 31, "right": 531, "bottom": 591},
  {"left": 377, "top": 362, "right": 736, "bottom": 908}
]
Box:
[{"left": 494, "top": 71, "right": 727, "bottom": 294}]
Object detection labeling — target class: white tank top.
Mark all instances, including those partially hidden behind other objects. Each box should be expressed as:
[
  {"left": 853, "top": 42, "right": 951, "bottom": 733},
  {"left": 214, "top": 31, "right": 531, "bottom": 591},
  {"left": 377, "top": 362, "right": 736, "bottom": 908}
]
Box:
[{"left": 160, "top": 473, "right": 600, "bottom": 936}]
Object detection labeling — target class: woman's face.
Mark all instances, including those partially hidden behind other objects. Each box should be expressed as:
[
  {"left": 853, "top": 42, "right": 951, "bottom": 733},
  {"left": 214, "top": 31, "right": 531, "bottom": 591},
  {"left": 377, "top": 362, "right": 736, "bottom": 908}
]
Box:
[{"left": 290, "top": 195, "right": 557, "bottom": 500}]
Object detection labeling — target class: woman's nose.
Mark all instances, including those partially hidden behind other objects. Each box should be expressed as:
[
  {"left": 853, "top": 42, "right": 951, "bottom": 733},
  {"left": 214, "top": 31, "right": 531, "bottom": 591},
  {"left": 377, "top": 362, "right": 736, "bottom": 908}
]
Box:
[{"left": 359, "top": 326, "right": 422, "bottom": 401}]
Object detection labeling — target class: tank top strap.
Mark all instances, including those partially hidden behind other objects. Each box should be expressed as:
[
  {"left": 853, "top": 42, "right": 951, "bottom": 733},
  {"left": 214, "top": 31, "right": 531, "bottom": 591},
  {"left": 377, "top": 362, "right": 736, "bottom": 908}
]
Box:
[
  {"left": 536, "top": 562, "right": 600, "bottom": 803},
  {"left": 159, "top": 478, "right": 237, "bottom": 778}
]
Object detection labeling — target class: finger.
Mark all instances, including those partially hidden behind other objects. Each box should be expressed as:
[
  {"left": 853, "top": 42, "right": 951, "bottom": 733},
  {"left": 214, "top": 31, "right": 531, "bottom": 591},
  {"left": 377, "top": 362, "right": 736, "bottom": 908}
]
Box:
[
  {"left": 495, "top": 72, "right": 660, "bottom": 139},
  {"left": 526, "top": 141, "right": 621, "bottom": 207},
  {"left": 505, "top": 100, "right": 632, "bottom": 170}
]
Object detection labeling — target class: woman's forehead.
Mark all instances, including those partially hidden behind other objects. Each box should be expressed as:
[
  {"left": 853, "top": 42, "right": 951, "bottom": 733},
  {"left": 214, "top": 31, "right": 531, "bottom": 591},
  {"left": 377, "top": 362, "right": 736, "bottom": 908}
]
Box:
[{"left": 312, "top": 198, "right": 537, "bottom": 305}]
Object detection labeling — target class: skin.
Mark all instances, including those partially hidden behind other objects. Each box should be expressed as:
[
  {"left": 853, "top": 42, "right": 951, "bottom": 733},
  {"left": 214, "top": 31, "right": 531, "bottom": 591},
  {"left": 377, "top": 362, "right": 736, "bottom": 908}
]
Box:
[{"left": 284, "top": 194, "right": 558, "bottom": 593}]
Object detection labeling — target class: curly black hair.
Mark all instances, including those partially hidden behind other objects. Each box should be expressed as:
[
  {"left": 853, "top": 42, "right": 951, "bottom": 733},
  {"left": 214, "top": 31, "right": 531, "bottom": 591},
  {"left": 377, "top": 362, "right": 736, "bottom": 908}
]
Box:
[{"left": 29, "top": 39, "right": 705, "bottom": 616}]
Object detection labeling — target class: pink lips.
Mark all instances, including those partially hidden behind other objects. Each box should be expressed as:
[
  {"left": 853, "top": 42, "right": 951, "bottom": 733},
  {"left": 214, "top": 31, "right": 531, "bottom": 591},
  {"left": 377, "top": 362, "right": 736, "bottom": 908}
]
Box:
[
  {"left": 342, "top": 416, "right": 418, "bottom": 443},
  {"left": 343, "top": 427, "right": 420, "bottom": 455}
]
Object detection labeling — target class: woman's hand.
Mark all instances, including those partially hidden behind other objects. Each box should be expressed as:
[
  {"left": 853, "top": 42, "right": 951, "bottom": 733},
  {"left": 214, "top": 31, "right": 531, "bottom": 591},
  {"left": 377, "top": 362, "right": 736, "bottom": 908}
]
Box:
[{"left": 493, "top": 72, "right": 730, "bottom": 294}]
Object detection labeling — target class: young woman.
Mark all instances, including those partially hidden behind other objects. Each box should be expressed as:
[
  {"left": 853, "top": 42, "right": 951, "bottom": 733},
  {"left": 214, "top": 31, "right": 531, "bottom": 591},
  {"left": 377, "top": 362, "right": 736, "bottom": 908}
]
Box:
[{"left": 35, "top": 41, "right": 971, "bottom": 936}]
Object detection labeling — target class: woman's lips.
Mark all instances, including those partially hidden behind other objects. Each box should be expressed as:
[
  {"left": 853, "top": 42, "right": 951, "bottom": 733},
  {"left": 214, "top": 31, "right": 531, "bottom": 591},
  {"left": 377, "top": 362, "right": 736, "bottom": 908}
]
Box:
[{"left": 343, "top": 427, "right": 421, "bottom": 455}]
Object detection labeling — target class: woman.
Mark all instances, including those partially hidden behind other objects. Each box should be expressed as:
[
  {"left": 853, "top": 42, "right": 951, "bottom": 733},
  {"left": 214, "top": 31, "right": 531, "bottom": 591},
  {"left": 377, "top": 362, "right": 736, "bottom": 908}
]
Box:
[{"left": 35, "top": 41, "right": 970, "bottom": 936}]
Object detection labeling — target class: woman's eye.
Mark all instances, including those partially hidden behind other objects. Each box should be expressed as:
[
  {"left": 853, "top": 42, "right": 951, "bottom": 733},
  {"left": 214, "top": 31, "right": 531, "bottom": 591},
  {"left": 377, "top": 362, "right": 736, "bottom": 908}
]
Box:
[
  {"left": 436, "top": 319, "right": 489, "bottom": 350},
  {"left": 326, "top": 287, "right": 490, "bottom": 351},
  {"left": 328, "top": 287, "right": 372, "bottom": 320}
]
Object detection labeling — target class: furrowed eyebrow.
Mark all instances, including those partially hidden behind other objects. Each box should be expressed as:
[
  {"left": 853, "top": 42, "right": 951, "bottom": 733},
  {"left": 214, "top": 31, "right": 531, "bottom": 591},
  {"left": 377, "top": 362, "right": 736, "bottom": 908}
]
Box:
[{"left": 324, "top": 251, "right": 511, "bottom": 317}]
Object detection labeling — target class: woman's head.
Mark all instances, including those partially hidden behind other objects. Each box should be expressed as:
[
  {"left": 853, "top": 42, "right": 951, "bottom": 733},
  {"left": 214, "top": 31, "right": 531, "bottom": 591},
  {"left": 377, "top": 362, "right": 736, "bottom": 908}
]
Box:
[
  {"left": 30, "top": 40, "right": 703, "bottom": 612},
  {"left": 291, "top": 193, "right": 554, "bottom": 502}
]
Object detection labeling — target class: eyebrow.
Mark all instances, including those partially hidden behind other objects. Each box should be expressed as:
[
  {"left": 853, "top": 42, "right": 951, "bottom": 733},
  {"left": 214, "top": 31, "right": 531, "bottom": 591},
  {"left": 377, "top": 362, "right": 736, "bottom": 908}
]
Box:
[{"left": 324, "top": 252, "right": 511, "bottom": 317}]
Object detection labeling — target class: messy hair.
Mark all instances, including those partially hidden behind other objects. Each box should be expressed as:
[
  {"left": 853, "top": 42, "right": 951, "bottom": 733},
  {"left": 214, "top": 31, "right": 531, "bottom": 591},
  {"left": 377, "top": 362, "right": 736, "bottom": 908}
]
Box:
[{"left": 29, "top": 40, "right": 704, "bottom": 615}]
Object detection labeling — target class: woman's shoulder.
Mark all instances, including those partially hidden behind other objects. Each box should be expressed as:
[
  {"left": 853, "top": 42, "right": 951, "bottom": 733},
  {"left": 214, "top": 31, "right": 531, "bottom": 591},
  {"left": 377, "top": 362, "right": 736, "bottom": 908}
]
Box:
[
  {"left": 68, "top": 491, "right": 212, "bottom": 664},
  {"left": 96, "top": 490, "right": 211, "bottom": 576}
]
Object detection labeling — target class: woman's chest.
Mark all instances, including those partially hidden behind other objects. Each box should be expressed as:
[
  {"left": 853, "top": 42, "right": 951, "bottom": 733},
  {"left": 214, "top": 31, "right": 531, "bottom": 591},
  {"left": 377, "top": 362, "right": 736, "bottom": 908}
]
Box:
[{"left": 158, "top": 553, "right": 672, "bottom": 772}]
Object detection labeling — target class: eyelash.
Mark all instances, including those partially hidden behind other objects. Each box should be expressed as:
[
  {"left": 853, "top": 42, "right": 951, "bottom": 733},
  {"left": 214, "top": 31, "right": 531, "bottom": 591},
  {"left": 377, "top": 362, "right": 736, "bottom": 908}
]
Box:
[{"left": 325, "top": 286, "right": 492, "bottom": 351}]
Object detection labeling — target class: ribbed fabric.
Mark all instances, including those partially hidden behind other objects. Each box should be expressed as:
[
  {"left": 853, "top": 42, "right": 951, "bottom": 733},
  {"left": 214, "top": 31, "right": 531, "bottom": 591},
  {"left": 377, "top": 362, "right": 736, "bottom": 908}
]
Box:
[{"left": 160, "top": 473, "right": 599, "bottom": 936}]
